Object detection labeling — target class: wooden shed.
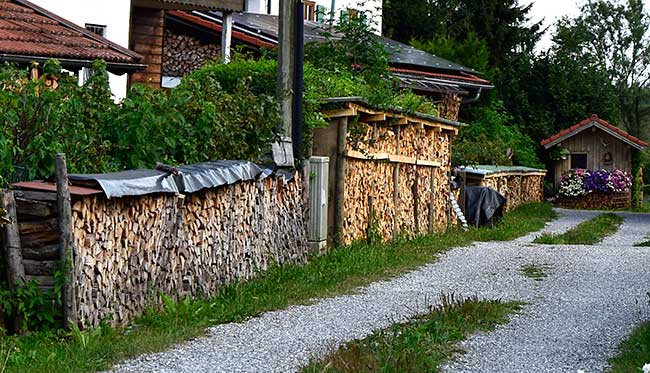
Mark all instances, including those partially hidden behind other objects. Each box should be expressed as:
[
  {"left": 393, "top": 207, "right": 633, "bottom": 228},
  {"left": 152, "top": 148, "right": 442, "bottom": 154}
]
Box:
[
  {"left": 541, "top": 115, "right": 647, "bottom": 191},
  {"left": 312, "top": 98, "right": 460, "bottom": 246}
]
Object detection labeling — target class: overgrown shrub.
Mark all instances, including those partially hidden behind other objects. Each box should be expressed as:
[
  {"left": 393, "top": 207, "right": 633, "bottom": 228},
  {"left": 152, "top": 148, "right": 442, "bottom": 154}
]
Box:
[
  {"left": 0, "top": 59, "right": 280, "bottom": 182},
  {"left": 452, "top": 99, "right": 542, "bottom": 168}
]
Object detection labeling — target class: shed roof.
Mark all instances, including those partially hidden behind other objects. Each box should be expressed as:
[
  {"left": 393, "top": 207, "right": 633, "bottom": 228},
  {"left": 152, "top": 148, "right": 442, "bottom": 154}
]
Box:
[
  {"left": 165, "top": 10, "right": 493, "bottom": 95},
  {"left": 0, "top": 0, "right": 144, "bottom": 74},
  {"left": 541, "top": 114, "right": 648, "bottom": 150},
  {"left": 457, "top": 165, "right": 547, "bottom": 177}
]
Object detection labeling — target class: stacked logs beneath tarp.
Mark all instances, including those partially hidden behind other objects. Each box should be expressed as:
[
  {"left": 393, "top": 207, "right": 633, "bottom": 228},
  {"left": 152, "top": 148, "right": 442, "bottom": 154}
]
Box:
[
  {"left": 14, "top": 191, "right": 59, "bottom": 295},
  {"left": 342, "top": 119, "right": 454, "bottom": 245},
  {"left": 479, "top": 174, "right": 545, "bottom": 211},
  {"left": 163, "top": 29, "right": 221, "bottom": 77},
  {"left": 71, "top": 175, "right": 308, "bottom": 327}
]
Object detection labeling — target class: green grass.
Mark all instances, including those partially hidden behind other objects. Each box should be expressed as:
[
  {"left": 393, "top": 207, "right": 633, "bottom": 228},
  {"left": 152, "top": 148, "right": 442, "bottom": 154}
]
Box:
[
  {"left": 302, "top": 295, "right": 523, "bottom": 372},
  {"left": 533, "top": 213, "right": 623, "bottom": 245},
  {"left": 609, "top": 321, "right": 650, "bottom": 372},
  {"left": 520, "top": 264, "right": 550, "bottom": 280},
  {"left": 635, "top": 239, "right": 650, "bottom": 247},
  {"left": 0, "top": 202, "right": 554, "bottom": 373}
]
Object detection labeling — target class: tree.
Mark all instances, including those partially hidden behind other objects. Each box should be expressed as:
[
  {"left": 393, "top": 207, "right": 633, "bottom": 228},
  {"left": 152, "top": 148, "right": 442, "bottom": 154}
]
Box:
[
  {"left": 553, "top": 0, "right": 650, "bottom": 138},
  {"left": 383, "top": 0, "right": 543, "bottom": 66}
]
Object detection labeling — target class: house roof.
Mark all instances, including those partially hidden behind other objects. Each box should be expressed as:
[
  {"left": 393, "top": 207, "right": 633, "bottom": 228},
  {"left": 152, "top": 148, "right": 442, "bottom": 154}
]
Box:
[
  {"left": 166, "top": 10, "right": 494, "bottom": 95},
  {"left": 541, "top": 114, "right": 648, "bottom": 150},
  {"left": 133, "top": 0, "right": 244, "bottom": 11},
  {"left": 0, "top": 0, "right": 145, "bottom": 74}
]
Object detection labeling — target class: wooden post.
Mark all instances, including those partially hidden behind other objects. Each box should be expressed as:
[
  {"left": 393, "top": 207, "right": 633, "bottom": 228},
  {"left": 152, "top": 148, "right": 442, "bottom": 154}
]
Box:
[
  {"left": 392, "top": 126, "right": 401, "bottom": 239},
  {"left": 413, "top": 166, "right": 419, "bottom": 234},
  {"left": 55, "top": 154, "right": 77, "bottom": 330},
  {"left": 1, "top": 190, "right": 25, "bottom": 333},
  {"left": 278, "top": 0, "right": 295, "bottom": 138},
  {"left": 428, "top": 168, "right": 436, "bottom": 233},
  {"left": 221, "top": 12, "right": 233, "bottom": 63},
  {"left": 333, "top": 117, "right": 348, "bottom": 247}
]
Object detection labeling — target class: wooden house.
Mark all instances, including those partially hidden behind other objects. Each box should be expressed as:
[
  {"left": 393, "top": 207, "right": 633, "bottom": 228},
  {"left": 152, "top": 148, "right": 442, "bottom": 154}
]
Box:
[
  {"left": 154, "top": 11, "right": 493, "bottom": 121},
  {"left": 541, "top": 114, "right": 647, "bottom": 191}
]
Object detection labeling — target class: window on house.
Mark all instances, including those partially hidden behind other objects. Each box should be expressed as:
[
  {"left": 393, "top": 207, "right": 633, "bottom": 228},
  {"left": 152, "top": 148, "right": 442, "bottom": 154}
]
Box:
[
  {"left": 304, "top": 1, "right": 316, "bottom": 21},
  {"left": 85, "top": 23, "right": 107, "bottom": 37},
  {"left": 315, "top": 5, "right": 326, "bottom": 22},
  {"left": 570, "top": 153, "right": 588, "bottom": 170}
]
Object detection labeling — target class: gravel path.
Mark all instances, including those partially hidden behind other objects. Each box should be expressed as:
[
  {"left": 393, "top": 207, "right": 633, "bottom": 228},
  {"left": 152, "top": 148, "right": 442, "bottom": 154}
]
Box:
[{"left": 112, "top": 209, "right": 650, "bottom": 373}]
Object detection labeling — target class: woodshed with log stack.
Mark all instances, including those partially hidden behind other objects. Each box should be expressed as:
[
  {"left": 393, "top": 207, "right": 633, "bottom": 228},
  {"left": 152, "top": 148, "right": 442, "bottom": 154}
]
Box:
[{"left": 312, "top": 98, "right": 460, "bottom": 247}]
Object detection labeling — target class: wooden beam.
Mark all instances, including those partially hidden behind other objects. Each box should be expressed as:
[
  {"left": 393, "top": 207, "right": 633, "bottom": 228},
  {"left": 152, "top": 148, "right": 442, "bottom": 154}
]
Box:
[
  {"left": 392, "top": 126, "right": 401, "bottom": 240},
  {"left": 1, "top": 190, "right": 25, "bottom": 333},
  {"left": 361, "top": 113, "right": 387, "bottom": 122},
  {"left": 1, "top": 190, "right": 25, "bottom": 289},
  {"left": 221, "top": 12, "right": 233, "bottom": 63},
  {"left": 55, "top": 154, "right": 77, "bottom": 330},
  {"left": 333, "top": 117, "right": 348, "bottom": 247},
  {"left": 322, "top": 107, "right": 356, "bottom": 119}
]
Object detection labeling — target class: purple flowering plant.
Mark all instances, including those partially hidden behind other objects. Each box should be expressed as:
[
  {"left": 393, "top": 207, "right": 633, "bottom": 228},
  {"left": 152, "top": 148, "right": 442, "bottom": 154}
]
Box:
[{"left": 559, "top": 168, "right": 632, "bottom": 197}]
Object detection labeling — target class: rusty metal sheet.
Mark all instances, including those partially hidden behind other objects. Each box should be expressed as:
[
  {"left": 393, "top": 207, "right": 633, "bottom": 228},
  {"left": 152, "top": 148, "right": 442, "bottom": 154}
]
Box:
[{"left": 12, "top": 181, "right": 103, "bottom": 196}]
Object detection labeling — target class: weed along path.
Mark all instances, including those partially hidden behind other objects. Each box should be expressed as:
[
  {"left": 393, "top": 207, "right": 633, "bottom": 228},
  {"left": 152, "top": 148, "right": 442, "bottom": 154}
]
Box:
[{"left": 112, "top": 209, "right": 650, "bottom": 373}]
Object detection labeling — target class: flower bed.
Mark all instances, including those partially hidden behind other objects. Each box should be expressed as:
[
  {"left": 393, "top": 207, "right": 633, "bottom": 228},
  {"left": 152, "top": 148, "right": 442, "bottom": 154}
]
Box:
[{"left": 557, "top": 169, "right": 632, "bottom": 209}]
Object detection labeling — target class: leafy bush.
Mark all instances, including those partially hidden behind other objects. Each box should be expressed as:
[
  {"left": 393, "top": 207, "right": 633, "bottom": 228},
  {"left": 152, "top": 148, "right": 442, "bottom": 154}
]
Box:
[
  {"left": 452, "top": 99, "right": 542, "bottom": 168},
  {"left": 0, "top": 59, "right": 280, "bottom": 182}
]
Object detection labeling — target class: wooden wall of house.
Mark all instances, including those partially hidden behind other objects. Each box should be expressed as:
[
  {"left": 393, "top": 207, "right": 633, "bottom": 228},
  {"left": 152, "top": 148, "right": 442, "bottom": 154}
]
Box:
[
  {"left": 129, "top": 7, "right": 165, "bottom": 87},
  {"left": 552, "top": 127, "right": 632, "bottom": 189}
]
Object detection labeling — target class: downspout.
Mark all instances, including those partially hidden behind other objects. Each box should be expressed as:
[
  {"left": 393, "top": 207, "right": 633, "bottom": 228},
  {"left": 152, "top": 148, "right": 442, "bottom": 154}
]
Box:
[
  {"left": 292, "top": 0, "right": 304, "bottom": 163},
  {"left": 462, "top": 87, "right": 482, "bottom": 104}
]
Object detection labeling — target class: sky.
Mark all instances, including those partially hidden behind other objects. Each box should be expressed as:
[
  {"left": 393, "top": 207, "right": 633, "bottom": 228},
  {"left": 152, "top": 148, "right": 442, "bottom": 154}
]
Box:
[{"left": 525, "top": 0, "right": 650, "bottom": 52}]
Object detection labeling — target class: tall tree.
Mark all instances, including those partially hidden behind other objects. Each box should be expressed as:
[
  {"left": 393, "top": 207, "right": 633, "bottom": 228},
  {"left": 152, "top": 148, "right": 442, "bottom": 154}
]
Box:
[
  {"left": 554, "top": 0, "right": 650, "bottom": 137},
  {"left": 383, "top": 0, "right": 543, "bottom": 66}
]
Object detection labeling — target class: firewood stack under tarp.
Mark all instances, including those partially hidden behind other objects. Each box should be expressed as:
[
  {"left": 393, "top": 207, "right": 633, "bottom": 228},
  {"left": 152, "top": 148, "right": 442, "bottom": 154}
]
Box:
[{"left": 7, "top": 160, "right": 309, "bottom": 328}]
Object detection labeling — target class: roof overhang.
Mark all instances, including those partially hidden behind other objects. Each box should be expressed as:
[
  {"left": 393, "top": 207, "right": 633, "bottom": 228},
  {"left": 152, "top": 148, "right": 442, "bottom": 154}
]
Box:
[
  {"left": 543, "top": 120, "right": 646, "bottom": 151},
  {"left": 0, "top": 54, "right": 147, "bottom": 75},
  {"left": 133, "top": 0, "right": 244, "bottom": 11}
]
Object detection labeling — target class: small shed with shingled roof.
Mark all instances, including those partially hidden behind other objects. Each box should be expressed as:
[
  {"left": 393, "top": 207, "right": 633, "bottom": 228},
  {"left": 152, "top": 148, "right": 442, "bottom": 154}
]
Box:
[{"left": 541, "top": 114, "right": 648, "bottom": 191}]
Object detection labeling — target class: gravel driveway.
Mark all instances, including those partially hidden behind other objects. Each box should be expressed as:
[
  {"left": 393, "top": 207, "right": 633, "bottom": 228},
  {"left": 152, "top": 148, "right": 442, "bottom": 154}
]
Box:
[{"left": 112, "top": 209, "right": 650, "bottom": 373}]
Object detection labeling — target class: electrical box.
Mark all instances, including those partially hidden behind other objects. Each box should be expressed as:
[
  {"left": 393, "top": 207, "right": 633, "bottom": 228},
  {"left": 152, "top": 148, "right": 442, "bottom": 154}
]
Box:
[{"left": 308, "top": 156, "right": 329, "bottom": 252}]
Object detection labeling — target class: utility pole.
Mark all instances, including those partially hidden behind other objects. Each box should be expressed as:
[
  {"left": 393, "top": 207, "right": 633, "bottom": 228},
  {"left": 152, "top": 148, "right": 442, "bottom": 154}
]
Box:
[
  {"left": 274, "top": 0, "right": 296, "bottom": 167},
  {"left": 221, "top": 11, "right": 233, "bottom": 63}
]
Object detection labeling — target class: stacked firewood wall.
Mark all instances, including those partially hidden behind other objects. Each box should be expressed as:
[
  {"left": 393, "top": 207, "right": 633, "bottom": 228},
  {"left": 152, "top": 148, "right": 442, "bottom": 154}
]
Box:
[
  {"left": 71, "top": 175, "right": 308, "bottom": 327},
  {"left": 479, "top": 174, "right": 545, "bottom": 211},
  {"left": 342, "top": 122, "right": 453, "bottom": 244},
  {"left": 439, "top": 94, "right": 462, "bottom": 121},
  {"left": 163, "top": 29, "right": 221, "bottom": 77}
]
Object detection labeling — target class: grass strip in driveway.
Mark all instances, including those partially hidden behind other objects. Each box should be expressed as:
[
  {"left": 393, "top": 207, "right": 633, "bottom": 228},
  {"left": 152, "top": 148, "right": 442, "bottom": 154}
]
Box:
[
  {"left": 0, "top": 203, "right": 554, "bottom": 373},
  {"left": 533, "top": 213, "right": 622, "bottom": 245},
  {"left": 302, "top": 295, "right": 523, "bottom": 372},
  {"left": 608, "top": 320, "right": 650, "bottom": 373}
]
